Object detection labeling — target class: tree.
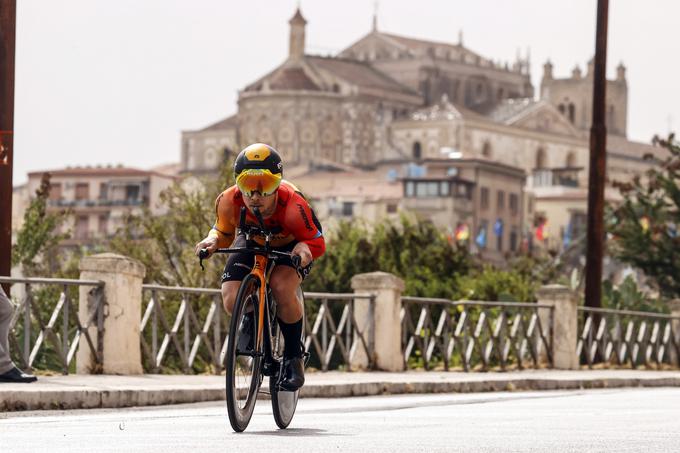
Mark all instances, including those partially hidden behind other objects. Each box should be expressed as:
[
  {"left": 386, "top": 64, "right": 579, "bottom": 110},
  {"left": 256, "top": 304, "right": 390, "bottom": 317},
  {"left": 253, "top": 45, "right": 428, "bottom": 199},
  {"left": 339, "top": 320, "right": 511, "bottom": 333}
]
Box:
[
  {"left": 12, "top": 173, "right": 70, "bottom": 276},
  {"left": 609, "top": 134, "right": 680, "bottom": 299},
  {"left": 109, "top": 163, "right": 234, "bottom": 287},
  {"left": 304, "top": 216, "right": 472, "bottom": 298}
]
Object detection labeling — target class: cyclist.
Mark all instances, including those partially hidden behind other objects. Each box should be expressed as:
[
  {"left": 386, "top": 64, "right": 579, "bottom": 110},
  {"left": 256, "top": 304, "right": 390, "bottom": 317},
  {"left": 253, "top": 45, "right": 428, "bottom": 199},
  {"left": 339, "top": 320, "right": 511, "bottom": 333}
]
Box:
[{"left": 194, "top": 143, "right": 325, "bottom": 391}]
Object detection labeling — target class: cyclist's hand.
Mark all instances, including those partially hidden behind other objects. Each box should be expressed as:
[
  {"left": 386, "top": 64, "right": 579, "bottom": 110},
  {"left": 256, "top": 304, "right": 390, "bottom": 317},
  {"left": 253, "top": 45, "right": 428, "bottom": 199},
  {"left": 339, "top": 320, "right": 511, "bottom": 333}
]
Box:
[
  {"left": 291, "top": 242, "right": 312, "bottom": 268},
  {"left": 195, "top": 236, "right": 218, "bottom": 257}
]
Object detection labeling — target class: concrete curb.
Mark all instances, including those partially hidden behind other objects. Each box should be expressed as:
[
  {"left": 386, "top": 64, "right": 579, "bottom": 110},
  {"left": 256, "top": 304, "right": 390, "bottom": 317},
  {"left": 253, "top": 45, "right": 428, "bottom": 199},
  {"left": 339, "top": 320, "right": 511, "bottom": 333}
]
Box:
[
  {"left": 299, "top": 377, "right": 680, "bottom": 398},
  {"left": 2, "top": 372, "right": 680, "bottom": 412}
]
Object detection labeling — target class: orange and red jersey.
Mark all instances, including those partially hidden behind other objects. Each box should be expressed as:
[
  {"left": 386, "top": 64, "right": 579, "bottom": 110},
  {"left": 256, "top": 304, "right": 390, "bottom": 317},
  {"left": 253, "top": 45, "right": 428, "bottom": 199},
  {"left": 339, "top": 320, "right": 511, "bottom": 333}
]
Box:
[{"left": 207, "top": 180, "right": 325, "bottom": 259}]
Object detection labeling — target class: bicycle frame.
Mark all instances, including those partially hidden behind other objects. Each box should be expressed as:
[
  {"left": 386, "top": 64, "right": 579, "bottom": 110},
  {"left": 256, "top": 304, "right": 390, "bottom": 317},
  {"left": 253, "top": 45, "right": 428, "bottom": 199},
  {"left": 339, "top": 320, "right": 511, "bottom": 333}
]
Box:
[{"left": 199, "top": 205, "right": 302, "bottom": 364}]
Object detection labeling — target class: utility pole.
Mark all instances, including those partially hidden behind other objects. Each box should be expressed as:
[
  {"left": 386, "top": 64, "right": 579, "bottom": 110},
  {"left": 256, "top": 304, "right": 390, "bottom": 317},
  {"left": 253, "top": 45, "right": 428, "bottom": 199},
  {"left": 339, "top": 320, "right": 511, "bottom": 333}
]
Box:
[
  {"left": 584, "top": 0, "right": 609, "bottom": 309},
  {"left": 1, "top": 0, "right": 17, "bottom": 293}
]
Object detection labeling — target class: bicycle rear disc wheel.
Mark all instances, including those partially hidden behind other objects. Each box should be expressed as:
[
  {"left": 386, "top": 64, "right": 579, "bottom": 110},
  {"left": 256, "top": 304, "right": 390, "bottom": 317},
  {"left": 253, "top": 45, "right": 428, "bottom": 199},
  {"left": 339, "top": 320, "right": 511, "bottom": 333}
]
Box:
[
  {"left": 270, "top": 287, "right": 305, "bottom": 429},
  {"left": 225, "top": 274, "right": 263, "bottom": 432}
]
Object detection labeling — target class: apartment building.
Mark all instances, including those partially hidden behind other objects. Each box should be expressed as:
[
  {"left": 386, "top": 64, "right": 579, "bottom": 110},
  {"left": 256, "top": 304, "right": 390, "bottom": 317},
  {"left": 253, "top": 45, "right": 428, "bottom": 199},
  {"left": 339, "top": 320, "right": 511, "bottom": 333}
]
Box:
[{"left": 22, "top": 165, "right": 176, "bottom": 246}]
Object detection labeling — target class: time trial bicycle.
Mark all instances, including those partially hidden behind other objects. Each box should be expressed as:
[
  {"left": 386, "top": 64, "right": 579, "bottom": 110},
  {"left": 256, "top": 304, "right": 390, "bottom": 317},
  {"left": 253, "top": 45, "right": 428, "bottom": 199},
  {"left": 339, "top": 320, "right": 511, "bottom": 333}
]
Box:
[{"left": 199, "top": 206, "right": 307, "bottom": 432}]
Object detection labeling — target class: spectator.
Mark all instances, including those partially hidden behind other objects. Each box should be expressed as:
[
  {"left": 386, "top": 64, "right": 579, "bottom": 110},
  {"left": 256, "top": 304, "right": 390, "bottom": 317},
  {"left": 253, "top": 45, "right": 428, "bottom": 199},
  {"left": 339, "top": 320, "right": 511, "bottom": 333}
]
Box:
[{"left": 0, "top": 286, "right": 37, "bottom": 383}]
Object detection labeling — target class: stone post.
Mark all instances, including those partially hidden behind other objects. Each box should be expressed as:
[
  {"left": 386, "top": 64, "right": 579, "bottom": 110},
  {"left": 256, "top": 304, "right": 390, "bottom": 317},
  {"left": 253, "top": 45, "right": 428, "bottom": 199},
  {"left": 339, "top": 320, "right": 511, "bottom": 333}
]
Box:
[
  {"left": 536, "top": 284, "right": 579, "bottom": 370},
  {"left": 77, "top": 253, "right": 145, "bottom": 374},
  {"left": 350, "top": 272, "right": 404, "bottom": 371},
  {"left": 669, "top": 299, "right": 680, "bottom": 367}
]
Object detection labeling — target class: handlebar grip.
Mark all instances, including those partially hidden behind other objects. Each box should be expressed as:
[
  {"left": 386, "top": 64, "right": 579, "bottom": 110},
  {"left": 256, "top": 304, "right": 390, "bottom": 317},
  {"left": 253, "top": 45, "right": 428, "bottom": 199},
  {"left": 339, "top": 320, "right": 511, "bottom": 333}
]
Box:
[{"left": 198, "top": 248, "right": 210, "bottom": 259}]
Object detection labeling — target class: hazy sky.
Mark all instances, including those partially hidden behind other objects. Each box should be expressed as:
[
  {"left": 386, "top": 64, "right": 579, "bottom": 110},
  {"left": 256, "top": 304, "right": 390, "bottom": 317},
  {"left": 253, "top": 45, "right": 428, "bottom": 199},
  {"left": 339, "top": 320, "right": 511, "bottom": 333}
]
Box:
[{"left": 12, "top": 0, "right": 680, "bottom": 185}]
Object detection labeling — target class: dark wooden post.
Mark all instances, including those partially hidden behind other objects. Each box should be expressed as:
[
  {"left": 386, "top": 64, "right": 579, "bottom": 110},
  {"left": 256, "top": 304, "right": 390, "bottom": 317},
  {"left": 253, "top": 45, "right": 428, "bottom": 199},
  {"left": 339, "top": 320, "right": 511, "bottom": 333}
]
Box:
[
  {"left": 584, "top": 0, "right": 609, "bottom": 309},
  {"left": 0, "top": 0, "right": 17, "bottom": 293}
]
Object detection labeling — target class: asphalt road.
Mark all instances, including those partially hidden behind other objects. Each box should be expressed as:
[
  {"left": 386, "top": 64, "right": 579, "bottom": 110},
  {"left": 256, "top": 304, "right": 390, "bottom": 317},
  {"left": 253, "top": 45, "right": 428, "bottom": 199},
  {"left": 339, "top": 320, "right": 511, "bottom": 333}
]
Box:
[{"left": 1, "top": 388, "right": 679, "bottom": 452}]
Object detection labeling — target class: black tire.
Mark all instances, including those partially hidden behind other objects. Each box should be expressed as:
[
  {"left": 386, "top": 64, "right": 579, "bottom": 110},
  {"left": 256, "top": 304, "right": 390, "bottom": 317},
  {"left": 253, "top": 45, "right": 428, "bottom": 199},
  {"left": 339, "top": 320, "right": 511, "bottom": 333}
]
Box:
[
  {"left": 270, "top": 287, "right": 305, "bottom": 429},
  {"left": 225, "top": 274, "right": 263, "bottom": 432}
]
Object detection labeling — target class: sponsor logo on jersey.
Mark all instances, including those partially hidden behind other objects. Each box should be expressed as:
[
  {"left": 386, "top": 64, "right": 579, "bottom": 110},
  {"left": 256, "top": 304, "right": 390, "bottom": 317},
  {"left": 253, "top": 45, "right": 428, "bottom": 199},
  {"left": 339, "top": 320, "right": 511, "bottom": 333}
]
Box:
[{"left": 297, "top": 203, "right": 314, "bottom": 232}]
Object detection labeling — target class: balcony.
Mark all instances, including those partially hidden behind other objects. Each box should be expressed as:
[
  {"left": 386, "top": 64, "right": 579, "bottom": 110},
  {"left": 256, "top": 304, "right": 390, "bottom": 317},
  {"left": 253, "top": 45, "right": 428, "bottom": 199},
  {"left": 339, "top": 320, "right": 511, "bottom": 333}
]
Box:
[
  {"left": 530, "top": 168, "right": 582, "bottom": 188},
  {"left": 48, "top": 198, "right": 145, "bottom": 208}
]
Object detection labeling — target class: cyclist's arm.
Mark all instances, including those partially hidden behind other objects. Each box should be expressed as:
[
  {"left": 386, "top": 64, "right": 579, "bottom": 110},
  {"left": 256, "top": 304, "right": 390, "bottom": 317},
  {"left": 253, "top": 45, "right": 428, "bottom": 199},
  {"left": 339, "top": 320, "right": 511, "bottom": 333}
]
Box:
[
  {"left": 207, "top": 192, "right": 237, "bottom": 248},
  {"left": 284, "top": 196, "right": 325, "bottom": 259}
]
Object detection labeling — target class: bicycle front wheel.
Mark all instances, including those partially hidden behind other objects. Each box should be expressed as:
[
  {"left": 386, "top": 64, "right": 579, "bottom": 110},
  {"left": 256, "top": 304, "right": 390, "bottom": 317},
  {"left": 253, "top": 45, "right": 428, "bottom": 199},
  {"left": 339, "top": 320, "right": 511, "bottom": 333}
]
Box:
[{"left": 225, "top": 274, "right": 263, "bottom": 432}]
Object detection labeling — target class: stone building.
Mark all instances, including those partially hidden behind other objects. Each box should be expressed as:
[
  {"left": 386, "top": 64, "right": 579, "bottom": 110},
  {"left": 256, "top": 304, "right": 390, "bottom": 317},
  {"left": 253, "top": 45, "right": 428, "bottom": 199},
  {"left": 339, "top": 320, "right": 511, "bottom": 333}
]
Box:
[{"left": 180, "top": 7, "right": 664, "bottom": 253}]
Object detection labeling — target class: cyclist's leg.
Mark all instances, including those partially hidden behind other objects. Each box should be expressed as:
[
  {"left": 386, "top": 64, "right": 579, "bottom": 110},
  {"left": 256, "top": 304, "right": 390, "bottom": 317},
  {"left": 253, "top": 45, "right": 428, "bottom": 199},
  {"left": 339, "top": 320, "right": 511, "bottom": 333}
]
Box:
[
  {"left": 220, "top": 236, "right": 253, "bottom": 314},
  {"left": 269, "top": 266, "right": 303, "bottom": 324},
  {"left": 270, "top": 265, "right": 307, "bottom": 390}
]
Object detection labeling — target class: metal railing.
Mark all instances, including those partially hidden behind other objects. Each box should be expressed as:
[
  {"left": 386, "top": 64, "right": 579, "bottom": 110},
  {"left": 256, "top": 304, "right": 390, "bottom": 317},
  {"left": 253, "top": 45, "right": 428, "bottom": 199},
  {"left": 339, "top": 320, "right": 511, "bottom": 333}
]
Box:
[
  {"left": 401, "top": 297, "right": 554, "bottom": 371},
  {"left": 0, "top": 276, "right": 105, "bottom": 374},
  {"left": 139, "top": 285, "right": 376, "bottom": 373},
  {"left": 578, "top": 307, "right": 680, "bottom": 369},
  {"left": 140, "top": 285, "right": 225, "bottom": 373},
  {"left": 304, "top": 292, "right": 375, "bottom": 371}
]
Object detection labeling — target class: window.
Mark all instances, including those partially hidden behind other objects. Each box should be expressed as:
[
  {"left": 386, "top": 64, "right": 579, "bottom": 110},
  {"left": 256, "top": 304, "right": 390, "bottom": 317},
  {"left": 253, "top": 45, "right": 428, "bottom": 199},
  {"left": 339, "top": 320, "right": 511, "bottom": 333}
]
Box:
[
  {"left": 98, "top": 215, "right": 109, "bottom": 236},
  {"left": 480, "top": 187, "right": 489, "bottom": 210},
  {"left": 455, "top": 184, "right": 471, "bottom": 199},
  {"left": 412, "top": 141, "right": 422, "bottom": 160},
  {"left": 566, "top": 152, "right": 576, "bottom": 168},
  {"left": 497, "top": 191, "right": 505, "bottom": 210},
  {"left": 405, "top": 181, "right": 415, "bottom": 197},
  {"left": 49, "top": 183, "right": 62, "bottom": 201},
  {"left": 342, "top": 202, "right": 354, "bottom": 217},
  {"left": 75, "top": 216, "right": 89, "bottom": 239},
  {"left": 75, "top": 183, "right": 89, "bottom": 200},
  {"left": 496, "top": 230, "right": 503, "bottom": 251},
  {"left": 386, "top": 204, "right": 398, "bottom": 214},
  {"left": 510, "top": 229, "right": 518, "bottom": 251},
  {"left": 535, "top": 148, "right": 546, "bottom": 169},
  {"left": 509, "top": 193, "right": 519, "bottom": 216},
  {"left": 99, "top": 183, "right": 108, "bottom": 200},
  {"left": 406, "top": 180, "right": 454, "bottom": 198},
  {"left": 126, "top": 185, "right": 140, "bottom": 202},
  {"left": 568, "top": 103, "right": 575, "bottom": 124},
  {"left": 571, "top": 212, "right": 587, "bottom": 239},
  {"left": 482, "top": 141, "right": 492, "bottom": 158}
]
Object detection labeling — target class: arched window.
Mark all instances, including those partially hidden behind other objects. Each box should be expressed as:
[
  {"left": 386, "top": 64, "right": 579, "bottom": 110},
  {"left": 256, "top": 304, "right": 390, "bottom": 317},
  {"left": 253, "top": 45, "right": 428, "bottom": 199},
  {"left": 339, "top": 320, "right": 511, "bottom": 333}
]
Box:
[
  {"left": 482, "top": 141, "right": 492, "bottom": 158},
  {"left": 535, "top": 148, "right": 546, "bottom": 169},
  {"left": 566, "top": 151, "right": 576, "bottom": 168},
  {"left": 608, "top": 105, "right": 616, "bottom": 131},
  {"left": 558, "top": 104, "right": 566, "bottom": 115},
  {"left": 412, "top": 141, "right": 422, "bottom": 160},
  {"left": 568, "top": 103, "right": 576, "bottom": 124}
]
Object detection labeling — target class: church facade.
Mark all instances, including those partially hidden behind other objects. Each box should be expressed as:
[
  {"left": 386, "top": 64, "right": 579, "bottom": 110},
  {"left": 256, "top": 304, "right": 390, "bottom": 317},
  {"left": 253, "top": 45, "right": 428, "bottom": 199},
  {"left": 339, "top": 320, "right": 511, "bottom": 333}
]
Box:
[{"left": 180, "top": 8, "right": 662, "bottom": 253}]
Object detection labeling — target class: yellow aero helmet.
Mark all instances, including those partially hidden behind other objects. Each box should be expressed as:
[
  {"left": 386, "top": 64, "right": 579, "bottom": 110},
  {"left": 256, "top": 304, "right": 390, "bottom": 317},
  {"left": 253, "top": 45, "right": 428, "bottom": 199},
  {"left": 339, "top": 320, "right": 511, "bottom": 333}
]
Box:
[{"left": 234, "top": 143, "right": 283, "bottom": 196}]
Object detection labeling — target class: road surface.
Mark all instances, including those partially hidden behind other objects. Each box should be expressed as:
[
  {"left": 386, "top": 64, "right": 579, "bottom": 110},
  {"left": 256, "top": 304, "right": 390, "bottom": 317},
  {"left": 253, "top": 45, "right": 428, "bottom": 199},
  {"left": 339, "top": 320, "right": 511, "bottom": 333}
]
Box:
[{"left": 1, "top": 388, "right": 679, "bottom": 452}]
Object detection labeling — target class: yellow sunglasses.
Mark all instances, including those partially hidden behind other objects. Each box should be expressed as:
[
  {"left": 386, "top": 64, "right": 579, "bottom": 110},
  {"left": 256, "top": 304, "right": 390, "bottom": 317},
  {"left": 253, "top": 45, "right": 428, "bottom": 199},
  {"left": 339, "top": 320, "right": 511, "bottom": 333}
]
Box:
[{"left": 236, "top": 169, "right": 282, "bottom": 197}]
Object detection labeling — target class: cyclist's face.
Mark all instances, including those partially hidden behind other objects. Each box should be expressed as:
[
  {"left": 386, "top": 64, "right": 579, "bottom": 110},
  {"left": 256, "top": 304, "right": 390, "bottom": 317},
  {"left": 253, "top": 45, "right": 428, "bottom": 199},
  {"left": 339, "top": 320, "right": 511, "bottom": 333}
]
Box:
[{"left": 243, "top": 191, "right": 277, "bottom": 218}]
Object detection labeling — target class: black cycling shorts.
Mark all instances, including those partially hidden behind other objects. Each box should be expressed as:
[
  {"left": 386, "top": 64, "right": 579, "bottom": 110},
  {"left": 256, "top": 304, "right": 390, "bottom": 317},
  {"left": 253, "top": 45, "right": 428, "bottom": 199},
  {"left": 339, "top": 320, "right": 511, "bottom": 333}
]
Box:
[{"left": 221, "top": 235, "right": 313, "bottom": 283}]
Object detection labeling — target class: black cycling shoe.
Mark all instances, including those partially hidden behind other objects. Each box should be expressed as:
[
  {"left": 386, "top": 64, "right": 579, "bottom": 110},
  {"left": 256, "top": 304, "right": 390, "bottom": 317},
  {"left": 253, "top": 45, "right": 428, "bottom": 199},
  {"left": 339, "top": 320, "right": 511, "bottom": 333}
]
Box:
[
  {"left": 236, "top": 312, "right": 254, "bottom": 354},
  {"left": 279, "top": 356, "right": 305, "bottom": 391}
]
